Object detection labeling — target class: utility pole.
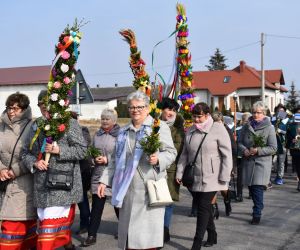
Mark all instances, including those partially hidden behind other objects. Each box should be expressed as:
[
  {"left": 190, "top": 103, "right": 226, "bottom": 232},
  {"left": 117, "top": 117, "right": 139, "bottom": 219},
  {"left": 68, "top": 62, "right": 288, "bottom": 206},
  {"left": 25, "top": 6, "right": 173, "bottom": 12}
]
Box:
[{"left": 261, "top": 32, "right": 265, "bottom": 106}]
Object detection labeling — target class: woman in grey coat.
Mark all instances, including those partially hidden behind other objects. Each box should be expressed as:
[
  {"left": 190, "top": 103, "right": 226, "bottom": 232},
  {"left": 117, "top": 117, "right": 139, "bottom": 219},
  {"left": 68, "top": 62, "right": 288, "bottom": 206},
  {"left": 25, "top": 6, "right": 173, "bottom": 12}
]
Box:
[
  {"left": 0, "top": 93, "right": 36, "bottom": 249},
  {"left": 176, "top": 102, "right": 232, "bottom": 250},
  {"left": 238, "top": 101, "right": 277, "bottom": 225},
  {"left": 82, "top": 108, "right": 120, "bottom": 247},
  {"left": 98, "top": 91, "right": 177, "bottom": 250},
  {"left": 22, "top": 90, "right": 87, "bottom": 250}
]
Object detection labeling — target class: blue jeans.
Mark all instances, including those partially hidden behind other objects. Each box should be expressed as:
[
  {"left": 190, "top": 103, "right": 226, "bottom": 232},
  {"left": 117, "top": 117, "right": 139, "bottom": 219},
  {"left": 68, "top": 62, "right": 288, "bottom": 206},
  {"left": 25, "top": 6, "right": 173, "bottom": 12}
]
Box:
[
  {"left": 77, "top": 191, "right": 91, "bottom": 229},
  {"left": 164, "top": 204, "right": 174, "bottom": 228},
  {"left": 249, "top": 185, "right": 264, "bottom": 218}
]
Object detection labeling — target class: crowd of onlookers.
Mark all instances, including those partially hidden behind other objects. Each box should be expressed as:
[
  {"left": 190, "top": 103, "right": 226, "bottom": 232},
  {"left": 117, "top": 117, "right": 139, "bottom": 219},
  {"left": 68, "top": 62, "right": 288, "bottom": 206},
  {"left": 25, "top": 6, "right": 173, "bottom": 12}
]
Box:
[{"left": 0, "top": 90, "right": 299, "bottom": 250}]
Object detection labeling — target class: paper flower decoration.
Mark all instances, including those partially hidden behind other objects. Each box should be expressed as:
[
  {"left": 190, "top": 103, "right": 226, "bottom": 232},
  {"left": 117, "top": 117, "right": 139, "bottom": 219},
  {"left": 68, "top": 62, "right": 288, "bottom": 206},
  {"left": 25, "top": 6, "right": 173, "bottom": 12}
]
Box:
[
  {"left": 61, "top": 63, "right": 69, "bottom": 73},
  {"left": 36, "top": 18, "right": 84, "bottom": 149},
  {"left": 176, "top": 3, "right": 195, "bottom": 126}
]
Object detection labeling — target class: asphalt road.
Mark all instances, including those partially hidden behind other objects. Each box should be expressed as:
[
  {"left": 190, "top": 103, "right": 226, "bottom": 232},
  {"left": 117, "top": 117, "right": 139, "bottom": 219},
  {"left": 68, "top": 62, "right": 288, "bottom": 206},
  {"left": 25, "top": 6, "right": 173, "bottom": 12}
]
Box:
[{"left": 65, "top": 171, "right": 300, "bottom": 250}]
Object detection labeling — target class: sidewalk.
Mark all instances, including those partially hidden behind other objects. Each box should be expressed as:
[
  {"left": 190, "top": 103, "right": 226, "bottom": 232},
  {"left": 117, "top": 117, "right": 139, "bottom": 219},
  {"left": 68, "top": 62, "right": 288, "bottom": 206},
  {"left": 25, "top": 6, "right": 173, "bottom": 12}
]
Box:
[{"left": 68, "top": 172, "right": 300, "bottom": 250}]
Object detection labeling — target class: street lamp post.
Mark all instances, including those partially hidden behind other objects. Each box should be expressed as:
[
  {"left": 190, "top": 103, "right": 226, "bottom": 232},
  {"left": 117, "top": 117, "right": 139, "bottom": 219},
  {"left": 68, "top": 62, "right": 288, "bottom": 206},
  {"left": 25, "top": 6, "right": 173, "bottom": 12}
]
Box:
[{"left": 233, "top": 94, "right": 238, "bottom": 140}]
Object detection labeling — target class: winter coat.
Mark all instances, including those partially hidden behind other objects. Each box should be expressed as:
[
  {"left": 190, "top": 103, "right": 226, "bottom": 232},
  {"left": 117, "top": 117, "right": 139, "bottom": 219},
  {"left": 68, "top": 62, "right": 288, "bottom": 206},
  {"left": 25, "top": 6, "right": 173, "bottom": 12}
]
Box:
[
  {"left": 271, "top": 116, "right": 288, "bottom": 154},
  {"left": 176, "top": 120, "right": 233, "bottom": 192},
  {"left": 0, "top": 107, "right": 36, "bottom": 220},
  {"left": 286, "top": 120, "right": 300, "bottom": 156},
  {"left": 238, "top": 117, "right": 277, "bottom": 186},
  {"left": 90, "top": 124, "right": 120, "bottom": 195},
  {"left": 22, "top": 118, "right": 87, "bottom": 208},
  {"left": 166, "top": 114, "right": 185, "bottom": 201},
  {"left": 100, "top": 115, "right": 177, "bottom": 249}
]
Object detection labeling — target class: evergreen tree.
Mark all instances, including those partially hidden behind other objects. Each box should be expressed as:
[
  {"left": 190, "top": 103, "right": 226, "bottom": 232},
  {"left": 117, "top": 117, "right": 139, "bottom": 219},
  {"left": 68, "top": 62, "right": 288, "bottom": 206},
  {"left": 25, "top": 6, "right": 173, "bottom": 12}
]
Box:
[
  {"left": 205, "top": 48, "right": 228, "bottom": 71},
  {"left": 285, "top": 81, "right": 299, "bottom": 111}
]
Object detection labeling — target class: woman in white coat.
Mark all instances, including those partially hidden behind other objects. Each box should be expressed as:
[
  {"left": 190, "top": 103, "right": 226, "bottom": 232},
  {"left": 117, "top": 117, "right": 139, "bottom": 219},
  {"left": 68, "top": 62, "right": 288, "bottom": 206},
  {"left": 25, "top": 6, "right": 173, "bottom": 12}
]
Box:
[{"left": 98, "top": 91, "right": 177, "bottom": 250}]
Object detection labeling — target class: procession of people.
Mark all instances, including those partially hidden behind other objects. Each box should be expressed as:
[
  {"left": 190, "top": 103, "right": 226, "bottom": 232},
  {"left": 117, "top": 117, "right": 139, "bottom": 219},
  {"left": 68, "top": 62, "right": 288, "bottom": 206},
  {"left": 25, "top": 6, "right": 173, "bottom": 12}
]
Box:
[{"left": 0, "top": 87, "right": 299, "bottom": 250}]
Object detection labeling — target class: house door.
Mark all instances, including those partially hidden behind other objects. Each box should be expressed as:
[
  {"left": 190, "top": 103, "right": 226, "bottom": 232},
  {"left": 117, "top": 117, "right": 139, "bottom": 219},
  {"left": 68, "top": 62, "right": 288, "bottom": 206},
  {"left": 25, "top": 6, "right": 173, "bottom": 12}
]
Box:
[{"left": 218, "top": 96, "right": 224, "bottom": 111}]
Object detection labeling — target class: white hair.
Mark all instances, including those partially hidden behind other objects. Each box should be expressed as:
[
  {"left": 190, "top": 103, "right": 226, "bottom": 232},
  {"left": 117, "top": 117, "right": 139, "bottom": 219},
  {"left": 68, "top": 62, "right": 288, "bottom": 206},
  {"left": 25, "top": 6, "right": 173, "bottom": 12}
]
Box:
[
  {"left": 101, "top": 108, "right": 118, "bottom": 122},
  {"left": 127, "top": 91, "right": 150, "bottom": 106},
  {"left": 252, "top": 101, "right": 266, "bottom": 114}
]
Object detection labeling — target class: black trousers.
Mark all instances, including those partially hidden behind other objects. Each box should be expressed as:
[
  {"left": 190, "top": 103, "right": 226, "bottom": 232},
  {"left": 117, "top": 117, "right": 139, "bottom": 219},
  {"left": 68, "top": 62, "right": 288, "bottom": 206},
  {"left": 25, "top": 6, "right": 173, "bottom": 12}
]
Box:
[
  {"left": 88, "top": 194, "right": 107, "bottom": 237},
  {"left": 192, "top": 191, "right": 217, "bottom": 242},
  {"left": 236, "top": 158, "right": 243, "bottom": 198},
  {"left": 293, "top": 154, "right": 300, "bottom": 179}
]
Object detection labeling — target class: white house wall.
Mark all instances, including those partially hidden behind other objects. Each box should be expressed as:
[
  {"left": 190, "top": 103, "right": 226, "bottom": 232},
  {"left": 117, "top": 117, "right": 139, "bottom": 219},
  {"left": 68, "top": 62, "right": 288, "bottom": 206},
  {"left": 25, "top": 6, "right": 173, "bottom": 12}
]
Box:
[
  {"left": 71, "top": 99, "right": 117, "bottom": 120},
  {"left": 194, "top": 90, "right": 209, "bottom": 104},
  {"left": 0, "top": 85, "right": 47, "bottom": 118}
]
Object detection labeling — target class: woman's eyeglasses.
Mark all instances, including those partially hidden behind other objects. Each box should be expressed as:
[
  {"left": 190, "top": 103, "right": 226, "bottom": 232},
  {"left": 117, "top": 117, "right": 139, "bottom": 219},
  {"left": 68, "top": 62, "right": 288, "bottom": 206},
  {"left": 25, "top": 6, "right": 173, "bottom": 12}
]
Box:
[
  {"left": 6, "top": 106, "right": 21, "bottom": 112},
  {"left": 252, "top": 111, "right": 263, "bottom": 114},
  {"left": 128, "top": 106, "right": 145, "bottom": 112}
]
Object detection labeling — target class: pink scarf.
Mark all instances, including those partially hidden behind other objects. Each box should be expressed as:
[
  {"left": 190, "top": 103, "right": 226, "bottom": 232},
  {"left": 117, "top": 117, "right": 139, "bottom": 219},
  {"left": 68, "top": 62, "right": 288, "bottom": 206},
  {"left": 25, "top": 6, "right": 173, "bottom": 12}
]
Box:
[{"left": 195, "top": 115, "right": 214, "bottom": 133}]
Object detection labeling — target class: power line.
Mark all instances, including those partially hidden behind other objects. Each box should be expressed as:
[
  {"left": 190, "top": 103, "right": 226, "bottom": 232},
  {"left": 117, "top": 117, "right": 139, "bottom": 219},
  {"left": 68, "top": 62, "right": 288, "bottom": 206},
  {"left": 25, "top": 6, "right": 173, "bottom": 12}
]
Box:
[
  {"left": 265, "top": 33, "right": 300, "bottom": 40},
  {"left": 84, "top": 40, "right": 260, "bottom": 77}
]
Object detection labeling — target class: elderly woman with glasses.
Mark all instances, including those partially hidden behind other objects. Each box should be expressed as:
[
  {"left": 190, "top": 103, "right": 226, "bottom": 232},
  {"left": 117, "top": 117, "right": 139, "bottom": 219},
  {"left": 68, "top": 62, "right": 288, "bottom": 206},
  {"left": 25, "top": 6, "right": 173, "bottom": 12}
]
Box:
[
  {"left": 238, "top": 101, "right": 277, "bottom": 225},
  {"left": 98, "top": 91, "right": 177, "bottom": 250},
  {"left": 0, "top": 93, "right": 37, "bottom": 249},
  {"left": 176, "top": 102, "right": 232, "bottom": 250}
]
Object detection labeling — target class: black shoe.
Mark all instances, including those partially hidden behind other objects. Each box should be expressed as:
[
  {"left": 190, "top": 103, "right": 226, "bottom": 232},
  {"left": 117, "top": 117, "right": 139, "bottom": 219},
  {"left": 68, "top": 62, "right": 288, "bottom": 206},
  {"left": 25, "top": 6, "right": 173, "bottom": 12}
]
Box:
[
  {"left": 212, "top": 203, "right": 219, "bottom": 220},
  {"left": 191, "top": 238, "right": 202, "bottom": 250},
  {"left": 82, "top": 236, "right": 97, "bottom": 247},
  {"left": 203, "top": 230, "right": 217, "bottom": 247},
  {"left": 249, "top": 217, "right": 260, "bottom": 225},
  {"left": 224, "top": 200, "right": 232, "bottom": 216},
  {"left": 297, "top": 181, "right": 300, "bottom": 191},
  {"left": 64, "top": 244, "right": 76, "bottom": 250},
  {"left": 164, "top": 226, "right": 170, "bottom": 243},
  {"left": 75, "top": 228, "right": 88, "bottom": 235},
  {"left": 235, "top": 196, "right": 243, "bottom": 202}
]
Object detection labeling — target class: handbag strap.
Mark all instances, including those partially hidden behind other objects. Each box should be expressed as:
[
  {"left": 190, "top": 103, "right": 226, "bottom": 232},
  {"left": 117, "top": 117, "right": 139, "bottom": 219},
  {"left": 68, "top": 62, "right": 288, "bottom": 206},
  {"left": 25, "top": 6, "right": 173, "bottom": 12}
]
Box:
[
  {"left": 7, "top": 119, "right": 31, "bottom": 169},
  {"left": 191, "top": 133, "right": 207, "bottom": 165}
]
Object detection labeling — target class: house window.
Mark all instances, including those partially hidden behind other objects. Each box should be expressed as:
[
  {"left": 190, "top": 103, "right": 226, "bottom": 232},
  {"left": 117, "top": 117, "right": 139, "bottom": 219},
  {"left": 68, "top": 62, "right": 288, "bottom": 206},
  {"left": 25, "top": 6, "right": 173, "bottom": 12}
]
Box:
[{"left": 223, "top": 76, "right": 231, "bottom": 83}]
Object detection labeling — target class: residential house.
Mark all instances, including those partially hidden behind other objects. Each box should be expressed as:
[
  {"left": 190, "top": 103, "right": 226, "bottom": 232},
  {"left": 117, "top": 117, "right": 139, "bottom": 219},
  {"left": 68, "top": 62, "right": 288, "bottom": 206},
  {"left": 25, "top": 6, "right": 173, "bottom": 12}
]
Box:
[
  {"left": 0, "top": 65, "right": 132, "bottom": 119},
  {"left": 193, "top": 60, "right": 287, "bottom": 113}
]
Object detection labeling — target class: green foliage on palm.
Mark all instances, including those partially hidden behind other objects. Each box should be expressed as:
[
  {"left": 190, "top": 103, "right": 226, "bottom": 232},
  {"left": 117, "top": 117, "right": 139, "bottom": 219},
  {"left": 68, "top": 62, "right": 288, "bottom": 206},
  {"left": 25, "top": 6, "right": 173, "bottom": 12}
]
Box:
[
  {"left": 252, "top": 133, "right": 266, "bottom": 147},
  {"left": 140, "top": 132, "right": 161, "bottom": 156},
  {"left": 86, "top": 146, "right": 102, "bottom": 158}
]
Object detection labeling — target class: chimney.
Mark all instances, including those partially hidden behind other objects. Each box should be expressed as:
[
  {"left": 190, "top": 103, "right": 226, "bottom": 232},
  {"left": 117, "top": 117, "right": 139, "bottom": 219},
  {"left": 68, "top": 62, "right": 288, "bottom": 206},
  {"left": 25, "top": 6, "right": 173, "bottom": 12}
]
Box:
[
  {"left": 115, "top": 83, "right": 118, "bottom": 87},
  {"left": 240, "top": 60, "right": 246, "bottom": 73}
]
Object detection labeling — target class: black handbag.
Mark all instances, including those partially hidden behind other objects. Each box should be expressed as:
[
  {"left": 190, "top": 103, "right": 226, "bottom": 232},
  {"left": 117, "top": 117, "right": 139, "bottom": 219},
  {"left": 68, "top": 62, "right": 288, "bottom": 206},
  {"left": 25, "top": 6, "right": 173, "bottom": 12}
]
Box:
[
  {"left": 182, "top": 133, "right": 207, "bottom": 187},
  {"left": 46, "top": 167, "right": 74, "bottom": 191},
  {"left": 0, "top": 120, "right": 31, "bottom": 192}
]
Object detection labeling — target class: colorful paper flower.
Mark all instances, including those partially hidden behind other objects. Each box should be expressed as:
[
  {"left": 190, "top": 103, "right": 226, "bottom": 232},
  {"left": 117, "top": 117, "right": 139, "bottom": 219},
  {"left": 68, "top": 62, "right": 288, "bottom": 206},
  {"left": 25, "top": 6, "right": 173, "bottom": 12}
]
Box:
[
  {"left": 58, "top": 124, "right": 66, "bottom": 132},
  {"left": 59, "top": 100, "right": 65, "bottom": 106},
  {"left": 53, "top": 81, "right": 62, "bottom": 89},
  {"left": 64, "top": 99, "right": 70, "bottom": 106},
  {"left": 61, "top": 63, "right": 69, "bottom": 73},
  {"left": 50, "top": 93, "right": 59, "bottom": 101},
  {"left": 63, "top": 77, "right": 71, "bottom": 84},
  {"left": 61, "top": 51, "right": 70, "bottom": 60}
]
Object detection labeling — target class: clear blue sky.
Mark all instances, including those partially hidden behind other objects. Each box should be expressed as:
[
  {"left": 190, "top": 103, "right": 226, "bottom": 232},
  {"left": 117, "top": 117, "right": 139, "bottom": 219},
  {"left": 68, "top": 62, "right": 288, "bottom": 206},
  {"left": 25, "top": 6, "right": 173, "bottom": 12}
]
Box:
[{"left": 1, "top": 0, "right": 300, "bottom": 93}]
